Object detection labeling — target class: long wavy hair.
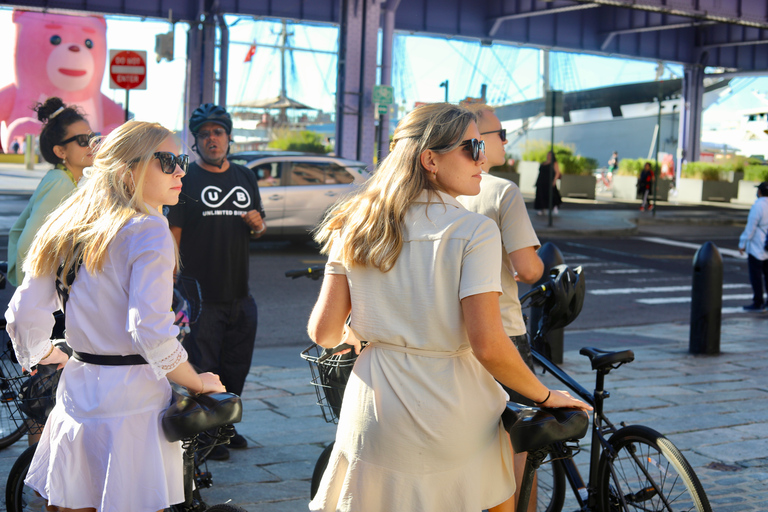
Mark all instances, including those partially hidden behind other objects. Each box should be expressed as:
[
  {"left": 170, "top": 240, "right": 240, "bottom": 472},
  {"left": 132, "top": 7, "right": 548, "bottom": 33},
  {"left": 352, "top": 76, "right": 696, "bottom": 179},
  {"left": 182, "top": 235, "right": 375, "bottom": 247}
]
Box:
[
  {"left": 25, "top": 121, "right": 178, "bottom": 279},
  {"left": 314, "top": 102, "right": 476, "bottom": 272}
]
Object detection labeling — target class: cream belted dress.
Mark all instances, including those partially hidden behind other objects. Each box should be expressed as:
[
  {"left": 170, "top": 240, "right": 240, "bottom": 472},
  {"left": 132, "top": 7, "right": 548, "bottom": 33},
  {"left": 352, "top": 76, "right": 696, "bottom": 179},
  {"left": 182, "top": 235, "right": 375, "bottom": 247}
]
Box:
[{"left": 309, "top": 191, "right": 516, "bottom": 512}]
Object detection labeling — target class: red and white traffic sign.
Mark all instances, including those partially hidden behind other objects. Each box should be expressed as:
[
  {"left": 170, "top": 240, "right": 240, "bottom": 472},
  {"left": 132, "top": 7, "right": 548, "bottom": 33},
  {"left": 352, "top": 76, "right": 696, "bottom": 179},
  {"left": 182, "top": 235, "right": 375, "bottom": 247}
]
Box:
[{"left": 109, "top": 50, "right": 147, "bottom": 91}]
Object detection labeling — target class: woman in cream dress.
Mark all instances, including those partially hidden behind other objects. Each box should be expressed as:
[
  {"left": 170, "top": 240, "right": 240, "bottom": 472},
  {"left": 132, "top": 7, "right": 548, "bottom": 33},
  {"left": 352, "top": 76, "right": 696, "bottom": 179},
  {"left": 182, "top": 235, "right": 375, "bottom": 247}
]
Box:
[{"left": 307, "top": 103, "right": 590, "bottom": 512}]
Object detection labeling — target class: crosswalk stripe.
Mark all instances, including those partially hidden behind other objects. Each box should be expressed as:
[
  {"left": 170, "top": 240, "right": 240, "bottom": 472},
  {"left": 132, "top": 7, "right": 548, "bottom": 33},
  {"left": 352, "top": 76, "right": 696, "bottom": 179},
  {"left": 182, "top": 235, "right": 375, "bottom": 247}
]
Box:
[
  {"left": 637, "top": 294, "right": 753, "bottom": 305},
  {"left": 637, "top": 236, "right": 744, "bottom": 259},
  {"left": 590, "top": 283, "right": 749, "bottom": 295}
]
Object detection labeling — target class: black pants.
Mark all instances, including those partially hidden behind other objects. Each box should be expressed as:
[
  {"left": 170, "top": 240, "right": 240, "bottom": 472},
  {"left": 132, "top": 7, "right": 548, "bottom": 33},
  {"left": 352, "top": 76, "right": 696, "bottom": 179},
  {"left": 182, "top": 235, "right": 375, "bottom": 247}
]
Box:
[
  {"left": 747, "top": 254, "right": 768, "bottom": 307},
  {"left": 502, "top": 333, "right": 536, "bottom": 407},
  {"left": 183, "top": 295, "right": 258, "bottom": 396}
]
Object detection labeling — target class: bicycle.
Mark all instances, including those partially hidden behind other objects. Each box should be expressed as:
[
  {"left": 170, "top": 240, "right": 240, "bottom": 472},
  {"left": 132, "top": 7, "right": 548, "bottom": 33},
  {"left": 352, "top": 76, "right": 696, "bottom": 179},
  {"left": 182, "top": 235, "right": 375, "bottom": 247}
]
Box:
[
  {"left": 508, "top": 270, "right": 712, "bottom": 512},
  {"left": 5, "top": 385, "right": 247, "bottom": 512}
]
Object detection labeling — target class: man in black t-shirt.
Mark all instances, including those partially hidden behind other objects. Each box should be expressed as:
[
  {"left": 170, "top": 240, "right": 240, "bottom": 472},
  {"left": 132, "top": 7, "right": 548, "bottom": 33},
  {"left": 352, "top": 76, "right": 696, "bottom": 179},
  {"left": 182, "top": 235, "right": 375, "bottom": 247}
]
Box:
[{"left": 166, "top": 104, "right": 265, "bottom": 460}]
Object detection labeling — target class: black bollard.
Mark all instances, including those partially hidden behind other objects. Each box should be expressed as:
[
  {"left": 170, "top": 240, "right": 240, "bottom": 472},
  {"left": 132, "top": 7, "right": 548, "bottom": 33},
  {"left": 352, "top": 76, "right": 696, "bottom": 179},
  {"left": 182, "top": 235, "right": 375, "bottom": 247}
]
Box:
[
  {"left": 690, "top": 241, "right": 722, "bottom": 355},
  {"left": 529, "top": 242, "right": 565, "bottom": 363}
]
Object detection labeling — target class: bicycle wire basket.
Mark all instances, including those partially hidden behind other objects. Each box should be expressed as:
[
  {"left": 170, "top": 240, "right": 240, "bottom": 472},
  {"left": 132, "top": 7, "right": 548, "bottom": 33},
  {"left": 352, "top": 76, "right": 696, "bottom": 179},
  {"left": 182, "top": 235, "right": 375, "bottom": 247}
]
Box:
[
  {"left": 0, "top": 339, "right": 62, "bottom": 436},
  {"left": 301, "top": 343, "right": 365, "bottom": 424}
]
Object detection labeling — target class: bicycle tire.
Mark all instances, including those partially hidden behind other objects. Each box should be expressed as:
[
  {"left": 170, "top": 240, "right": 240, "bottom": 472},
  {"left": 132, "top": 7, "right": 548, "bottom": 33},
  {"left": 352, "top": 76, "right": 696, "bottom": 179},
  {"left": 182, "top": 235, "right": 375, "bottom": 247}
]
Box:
[
  {"left": 535, "top": 456, "right": 567, "bottom": 512},
  {"left": 310, "top": 442, "right": 335, "bottom": 499},
  {"left": 5, "top": 443, "right": 39, "bottom": 512},
  {"left": 596, "top": 425, "right": 712, "bottom": 512},
  {"left": 0, "top": 403, "right": 25, "bottom": 450},
  {"left": 203, "top": 505, "right": 248, "bottom": 511}
]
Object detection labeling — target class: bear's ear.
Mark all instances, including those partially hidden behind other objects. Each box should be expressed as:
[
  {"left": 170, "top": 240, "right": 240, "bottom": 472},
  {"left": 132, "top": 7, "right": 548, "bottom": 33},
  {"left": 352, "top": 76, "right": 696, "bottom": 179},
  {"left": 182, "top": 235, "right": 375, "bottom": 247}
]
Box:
[{"left": 12, "top": 9, "right": 30, "bottom": 22}]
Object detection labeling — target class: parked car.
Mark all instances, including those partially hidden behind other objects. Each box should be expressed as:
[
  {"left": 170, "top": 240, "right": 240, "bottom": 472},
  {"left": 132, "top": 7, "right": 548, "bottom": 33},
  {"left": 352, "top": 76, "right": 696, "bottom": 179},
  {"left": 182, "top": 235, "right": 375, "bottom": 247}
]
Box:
[{"left": 228, "top": 151, "right": 371, "bottom": 237}]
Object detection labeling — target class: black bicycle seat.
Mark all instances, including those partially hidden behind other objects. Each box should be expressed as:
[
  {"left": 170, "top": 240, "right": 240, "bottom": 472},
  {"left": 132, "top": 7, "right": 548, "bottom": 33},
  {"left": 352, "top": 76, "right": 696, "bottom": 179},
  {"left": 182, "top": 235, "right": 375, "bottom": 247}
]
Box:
[
  {"left": 162, "top": 391, "right": 243, "bottom": 442},
  {"left": 579, "top": 347, "right": 634, "bottom": 371},
  {"left": 502, "top": 403, "right": 589, "bottom": 453}
]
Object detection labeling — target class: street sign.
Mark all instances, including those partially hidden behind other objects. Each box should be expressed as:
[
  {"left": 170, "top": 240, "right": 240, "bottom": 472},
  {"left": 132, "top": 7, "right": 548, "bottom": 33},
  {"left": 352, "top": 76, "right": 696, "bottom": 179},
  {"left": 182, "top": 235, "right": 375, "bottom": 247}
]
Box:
[
  {"left": 109, "top": 50, "right": 147, "bottom": 90},
  {"left": 377, "top": 104, "right": 389, "bottom": 115},
  {"left": 373, "top": 85, "right": 394, "bottom": 105}
]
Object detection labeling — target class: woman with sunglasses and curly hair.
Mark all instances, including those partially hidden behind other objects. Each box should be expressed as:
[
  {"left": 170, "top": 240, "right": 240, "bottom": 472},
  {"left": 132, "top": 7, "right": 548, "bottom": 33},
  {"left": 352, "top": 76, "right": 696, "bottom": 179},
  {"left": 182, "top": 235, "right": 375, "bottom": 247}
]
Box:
[
  {"left": 307, "top": 103, "right": 590, "bottom": 512},
  {"left": 7, "top": 97, "right": 99, "bottom": 287},
  {"left": 5, "top": 120, "right": 226, "bottom": 512}
]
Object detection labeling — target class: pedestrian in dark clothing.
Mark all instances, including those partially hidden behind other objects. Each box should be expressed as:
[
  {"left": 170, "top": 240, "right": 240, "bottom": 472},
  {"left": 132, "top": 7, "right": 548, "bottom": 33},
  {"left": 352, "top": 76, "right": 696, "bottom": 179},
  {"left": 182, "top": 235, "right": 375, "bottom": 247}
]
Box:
[
  {"left": 534, "top": 151, "right": 562, "bottom": 216},
  {"left": 637, "top": 162, "right": 654, "bottom": 211}
]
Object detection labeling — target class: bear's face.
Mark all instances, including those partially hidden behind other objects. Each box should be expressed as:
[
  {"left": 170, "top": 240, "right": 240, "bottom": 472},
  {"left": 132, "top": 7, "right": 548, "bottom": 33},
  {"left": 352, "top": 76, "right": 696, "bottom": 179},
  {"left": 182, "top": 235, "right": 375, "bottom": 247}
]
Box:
[{"left": 13, "top": 11, "right": 107, "bottom": 93}]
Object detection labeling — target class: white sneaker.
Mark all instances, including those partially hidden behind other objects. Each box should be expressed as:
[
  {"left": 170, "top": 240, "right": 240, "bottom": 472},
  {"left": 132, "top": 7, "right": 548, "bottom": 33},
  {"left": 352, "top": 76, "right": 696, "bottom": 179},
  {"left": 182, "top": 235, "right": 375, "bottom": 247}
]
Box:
[
  {"left": 537, "top": 210, "right": 544, "bottom": 216},
  {"left": 553, "top": 206, "right": 559, "bottom": 215}
]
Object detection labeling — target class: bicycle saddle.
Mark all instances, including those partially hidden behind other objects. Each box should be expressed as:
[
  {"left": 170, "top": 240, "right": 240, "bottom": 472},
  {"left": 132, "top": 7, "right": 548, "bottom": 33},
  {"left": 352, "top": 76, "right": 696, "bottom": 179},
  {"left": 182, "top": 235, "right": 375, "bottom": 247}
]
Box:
[
  {"left": 501, "top": 403, "right": 589, "bottom": 453},
  {"left": 579, "top": 347, "right": 634, "bottom": 372},
  {"left": 162, "top": 390, "right": 243, "bottom": 442}
]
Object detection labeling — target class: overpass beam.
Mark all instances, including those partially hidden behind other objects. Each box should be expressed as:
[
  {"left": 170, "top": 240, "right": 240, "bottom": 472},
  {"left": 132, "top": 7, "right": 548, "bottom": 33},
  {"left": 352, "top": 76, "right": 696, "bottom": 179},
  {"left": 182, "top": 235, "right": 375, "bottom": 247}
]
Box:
[{"left": 336, "top": 0, "right": 382, "bottom": 169}]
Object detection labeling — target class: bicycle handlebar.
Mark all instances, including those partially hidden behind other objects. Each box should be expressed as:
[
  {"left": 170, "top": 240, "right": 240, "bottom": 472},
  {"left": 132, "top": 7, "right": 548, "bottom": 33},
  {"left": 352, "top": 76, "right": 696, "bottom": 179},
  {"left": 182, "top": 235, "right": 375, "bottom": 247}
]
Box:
[{"left": 285, "top": 265, "right": 325, "bottom": 280}]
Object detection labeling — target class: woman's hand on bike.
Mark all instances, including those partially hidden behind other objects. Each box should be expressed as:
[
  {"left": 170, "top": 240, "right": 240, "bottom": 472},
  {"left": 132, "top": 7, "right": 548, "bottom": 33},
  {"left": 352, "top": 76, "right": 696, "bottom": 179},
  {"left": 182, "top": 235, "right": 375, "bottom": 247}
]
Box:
[
  {"left": 198, "top": 372, "right": 226, "bottom": 394},
  {"left": 26, "top": 346, "right": 70, "bottom": 374},
  {"left": 543, "top": 389, "right": 593, "bottom": 412}
]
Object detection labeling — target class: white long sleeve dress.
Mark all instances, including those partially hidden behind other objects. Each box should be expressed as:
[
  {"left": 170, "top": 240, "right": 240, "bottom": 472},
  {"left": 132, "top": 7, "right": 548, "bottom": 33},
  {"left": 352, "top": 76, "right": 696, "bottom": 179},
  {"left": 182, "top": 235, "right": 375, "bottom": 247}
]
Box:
[{"left": 5, "top": 210, "right": 188, "bottom": 512}]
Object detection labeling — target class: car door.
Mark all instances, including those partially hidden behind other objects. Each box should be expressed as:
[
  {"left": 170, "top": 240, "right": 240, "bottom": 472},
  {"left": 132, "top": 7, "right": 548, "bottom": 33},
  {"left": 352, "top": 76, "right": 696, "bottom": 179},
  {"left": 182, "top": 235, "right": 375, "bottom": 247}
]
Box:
[
  {"left": 249, "top": 160, "right": 286, "bottom": 234},
  {"left": 282, "top": 160, "right": 355, "bottom": 235}
]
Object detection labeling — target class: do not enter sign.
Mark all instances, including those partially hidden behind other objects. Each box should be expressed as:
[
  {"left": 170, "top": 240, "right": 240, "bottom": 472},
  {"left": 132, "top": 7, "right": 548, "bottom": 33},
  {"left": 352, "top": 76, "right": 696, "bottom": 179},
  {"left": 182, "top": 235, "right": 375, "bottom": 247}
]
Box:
[{"left": 109, "top": 50, "right": 147, "bottom": 90}]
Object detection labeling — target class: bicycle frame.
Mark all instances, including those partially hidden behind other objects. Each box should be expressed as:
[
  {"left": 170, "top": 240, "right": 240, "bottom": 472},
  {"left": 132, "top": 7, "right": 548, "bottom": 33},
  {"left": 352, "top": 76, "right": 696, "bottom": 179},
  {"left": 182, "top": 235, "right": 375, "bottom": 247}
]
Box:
[{"left": 530, "top": 346, "right": 623, "bottom": 510}]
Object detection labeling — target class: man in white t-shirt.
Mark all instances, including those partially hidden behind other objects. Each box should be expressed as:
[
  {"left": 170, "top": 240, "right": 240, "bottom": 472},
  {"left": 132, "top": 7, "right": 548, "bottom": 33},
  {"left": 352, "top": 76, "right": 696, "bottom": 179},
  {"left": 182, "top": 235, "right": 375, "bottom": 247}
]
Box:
[
  {"left": 738, "top": 181, "right": 768, "bottom": 311},
  {"left": 458, "top": 102, "right": 544, "bottom": 511}
]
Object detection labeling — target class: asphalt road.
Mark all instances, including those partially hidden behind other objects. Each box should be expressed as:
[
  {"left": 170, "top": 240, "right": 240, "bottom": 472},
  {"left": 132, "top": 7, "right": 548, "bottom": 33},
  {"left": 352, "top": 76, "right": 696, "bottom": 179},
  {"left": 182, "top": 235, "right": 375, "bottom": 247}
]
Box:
[{"left": 0, "top": 193, "right": 754, "bottom": 351}]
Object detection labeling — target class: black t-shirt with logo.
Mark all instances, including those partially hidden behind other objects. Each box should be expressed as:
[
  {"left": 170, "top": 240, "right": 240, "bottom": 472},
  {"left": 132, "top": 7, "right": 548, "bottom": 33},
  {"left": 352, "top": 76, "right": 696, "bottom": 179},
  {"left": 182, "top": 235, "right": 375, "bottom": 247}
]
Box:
[{"left": 166, "top": 161, "right": 264, "bottom": 303}]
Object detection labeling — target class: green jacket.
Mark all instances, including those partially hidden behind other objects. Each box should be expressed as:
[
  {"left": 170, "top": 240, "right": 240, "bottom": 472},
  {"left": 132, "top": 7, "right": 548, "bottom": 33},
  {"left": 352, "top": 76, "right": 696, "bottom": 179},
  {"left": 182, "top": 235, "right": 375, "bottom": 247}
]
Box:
[{"left": 7, "top": 167, "right": 77, "bottom": 287}]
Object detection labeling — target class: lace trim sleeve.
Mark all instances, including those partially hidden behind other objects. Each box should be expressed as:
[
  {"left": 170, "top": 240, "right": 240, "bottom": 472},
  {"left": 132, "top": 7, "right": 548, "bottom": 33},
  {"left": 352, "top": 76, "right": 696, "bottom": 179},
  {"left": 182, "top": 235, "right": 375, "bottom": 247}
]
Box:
[{"left": 145, "top": 339, "right": 188, "bottom": 379}]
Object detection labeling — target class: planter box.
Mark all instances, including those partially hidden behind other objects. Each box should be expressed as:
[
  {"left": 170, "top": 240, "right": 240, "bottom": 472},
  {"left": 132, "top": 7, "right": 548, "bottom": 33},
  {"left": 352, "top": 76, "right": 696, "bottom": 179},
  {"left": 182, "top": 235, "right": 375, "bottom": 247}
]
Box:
[
  {"left": 735, "top": 180, "right": 760, "bottom": 204},
  {"left": 489, "top": 171, "right": 519, "bottom": 186},
  {"left": 677, "top": 178, "right": 737, "bottom": 203},
  {"left": 612, "top": 175, "right": 672, "bottom": 201},
  {"left": 517, "top": 161, "right": 539, "bottom": 195},
  {"left": 559, "top": 174, "right": 596, "bottom": 199}
]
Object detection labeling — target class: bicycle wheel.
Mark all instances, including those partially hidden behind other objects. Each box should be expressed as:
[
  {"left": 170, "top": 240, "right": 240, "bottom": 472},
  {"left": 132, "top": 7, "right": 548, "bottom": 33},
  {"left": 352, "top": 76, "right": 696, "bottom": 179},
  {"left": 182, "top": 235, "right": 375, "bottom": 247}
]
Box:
[
  {"left": 0, "top": 401, "right": 25, "bottom": 450},
  {"left": 310, "top": 442, "right": 334, "bottom": 499},
  {"left": 5, "top": 443, "right": 41, "bottom": 512},
  {"left": 535, "top": 456, "right": 567, "bottom": 512},
  {"left": 596, "top": 425, "right": 712, "bottom": 512}
]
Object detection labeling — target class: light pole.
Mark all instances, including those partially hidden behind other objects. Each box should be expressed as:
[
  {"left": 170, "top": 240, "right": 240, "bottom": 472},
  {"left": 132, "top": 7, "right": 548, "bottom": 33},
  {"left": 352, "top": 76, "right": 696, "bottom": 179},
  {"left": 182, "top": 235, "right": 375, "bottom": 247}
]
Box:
[{"left": 439, "top": 80, "right": 449, "bottom": 102}]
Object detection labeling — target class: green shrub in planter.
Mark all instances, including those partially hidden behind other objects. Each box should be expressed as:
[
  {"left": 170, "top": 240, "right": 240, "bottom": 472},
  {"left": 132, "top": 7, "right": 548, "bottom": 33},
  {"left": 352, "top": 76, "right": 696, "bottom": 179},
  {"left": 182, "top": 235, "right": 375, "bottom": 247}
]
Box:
[
  {"left": 617, "top": 158, "right": 647, "bottom": 177},
  {"left": 681, "top": 161, "right": 729, "bottom": 181},
  {"left": 521, "top": 141, "right": 595, "bottom": 176},
  {"left": 744, "top": 164, "right": 768, "bottom": 182}
]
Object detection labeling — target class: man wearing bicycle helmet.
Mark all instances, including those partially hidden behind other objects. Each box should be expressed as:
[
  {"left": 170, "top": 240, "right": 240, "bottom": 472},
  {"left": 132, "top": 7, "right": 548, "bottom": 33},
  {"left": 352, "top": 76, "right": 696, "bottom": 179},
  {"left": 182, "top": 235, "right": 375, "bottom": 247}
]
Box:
[{"left": 166, "top": 103, "right": 265, "bottom": 460}]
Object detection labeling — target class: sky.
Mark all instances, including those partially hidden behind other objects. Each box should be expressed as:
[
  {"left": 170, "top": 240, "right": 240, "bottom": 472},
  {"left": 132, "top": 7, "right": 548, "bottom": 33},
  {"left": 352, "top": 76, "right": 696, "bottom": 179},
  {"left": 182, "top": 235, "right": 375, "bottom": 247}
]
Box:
[{"left": 1, "top": 7, "right": 767, "bottom": 135}]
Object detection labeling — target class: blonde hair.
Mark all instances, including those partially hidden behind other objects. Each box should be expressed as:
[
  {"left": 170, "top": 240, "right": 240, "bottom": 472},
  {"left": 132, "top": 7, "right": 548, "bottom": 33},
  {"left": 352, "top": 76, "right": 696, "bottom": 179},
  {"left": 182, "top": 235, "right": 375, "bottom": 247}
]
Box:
[
  {"left": 26, "top": 121, "right": 177, "bottom": 279},
  {"left": 315, "top": 102, "right": 476, "bottom": 272}
]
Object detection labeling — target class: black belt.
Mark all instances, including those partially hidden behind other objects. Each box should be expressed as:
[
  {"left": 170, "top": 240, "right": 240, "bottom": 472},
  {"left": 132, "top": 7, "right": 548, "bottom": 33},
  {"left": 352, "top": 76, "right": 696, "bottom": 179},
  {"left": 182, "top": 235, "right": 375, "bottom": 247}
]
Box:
[{"left": 72, "top": 351, "right": 148, "bottom": 366}]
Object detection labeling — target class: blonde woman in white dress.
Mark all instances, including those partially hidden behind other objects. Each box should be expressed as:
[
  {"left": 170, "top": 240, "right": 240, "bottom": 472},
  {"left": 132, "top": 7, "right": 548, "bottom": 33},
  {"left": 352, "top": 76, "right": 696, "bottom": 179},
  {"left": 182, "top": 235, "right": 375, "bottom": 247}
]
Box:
[
  {"left": 308, "top": 103, "right": 591, "bottom": 512},
  {"left": 5, "top": 121, "right": 226, "bottom": 512}
]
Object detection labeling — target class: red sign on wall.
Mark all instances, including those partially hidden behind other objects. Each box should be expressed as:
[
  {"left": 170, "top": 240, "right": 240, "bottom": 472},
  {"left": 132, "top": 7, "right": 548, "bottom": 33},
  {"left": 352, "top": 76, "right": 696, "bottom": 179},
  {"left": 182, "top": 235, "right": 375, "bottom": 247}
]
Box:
[{"left": 109, "top": 50, "right": 147, "bottom": 90}]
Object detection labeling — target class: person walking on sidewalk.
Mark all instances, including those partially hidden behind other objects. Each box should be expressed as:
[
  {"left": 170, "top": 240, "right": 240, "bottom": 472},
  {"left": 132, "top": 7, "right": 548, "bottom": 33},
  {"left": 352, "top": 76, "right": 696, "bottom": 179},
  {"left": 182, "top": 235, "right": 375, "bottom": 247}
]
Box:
[
  {"left": 166, "top": 103, "right": 266, "bottom": 460},
  {"left": 738, "top": 181, "right": 768, "bottom": 311},
  {"left": 638, "top": 162, "right": 654, "bottom": 211},
  {"left": 458, "top": 102, "right": 544, "bottom": 511},
  {"left": 534, "top": 151, "right": 562, "bottom": 216}
]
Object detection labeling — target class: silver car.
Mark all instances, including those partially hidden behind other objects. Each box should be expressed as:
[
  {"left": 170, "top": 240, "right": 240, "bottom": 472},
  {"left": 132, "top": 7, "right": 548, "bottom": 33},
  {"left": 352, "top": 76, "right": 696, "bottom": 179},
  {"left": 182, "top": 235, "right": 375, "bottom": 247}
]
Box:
[{"left": 228, "top": 151, "right": 371, "bottom": 237}]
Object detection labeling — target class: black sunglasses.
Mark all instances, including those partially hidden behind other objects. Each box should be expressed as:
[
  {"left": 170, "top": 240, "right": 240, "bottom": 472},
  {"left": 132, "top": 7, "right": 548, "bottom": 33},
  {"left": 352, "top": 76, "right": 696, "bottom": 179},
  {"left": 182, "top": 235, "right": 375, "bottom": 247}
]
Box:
[
  {"left": 153, "top": 152, "right": 189, "bottom": 174},
  {"left": 59, "top": 132, "right": 100, "bottom": 148},
  {"left": 459, "top": 138, "right": 486, "bottom": 162},
  {"left": 480, "top": 128, "right": 507, "bottom": 143}
]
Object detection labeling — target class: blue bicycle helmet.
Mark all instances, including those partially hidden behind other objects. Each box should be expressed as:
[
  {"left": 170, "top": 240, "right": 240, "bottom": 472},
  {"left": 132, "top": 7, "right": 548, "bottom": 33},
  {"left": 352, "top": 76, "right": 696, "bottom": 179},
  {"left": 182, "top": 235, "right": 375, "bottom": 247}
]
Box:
[{"left": 189, "top": 103, "right": 232, "bottom": 136}]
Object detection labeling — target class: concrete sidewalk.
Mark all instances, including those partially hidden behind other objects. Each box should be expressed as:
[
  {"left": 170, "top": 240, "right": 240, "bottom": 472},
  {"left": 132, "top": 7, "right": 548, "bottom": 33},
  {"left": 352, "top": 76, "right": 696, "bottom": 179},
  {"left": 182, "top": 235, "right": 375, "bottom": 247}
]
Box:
[{"left": 3, "top": 316, "right": 763, "bottom": 511}]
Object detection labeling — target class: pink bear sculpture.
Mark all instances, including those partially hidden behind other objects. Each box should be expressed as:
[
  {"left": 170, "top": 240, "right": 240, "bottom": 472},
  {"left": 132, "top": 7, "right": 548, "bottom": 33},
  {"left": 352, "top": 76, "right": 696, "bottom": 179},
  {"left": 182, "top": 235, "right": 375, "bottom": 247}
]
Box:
[{"left": 0, "top": 10, "right": 125, "bottom": 152}]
